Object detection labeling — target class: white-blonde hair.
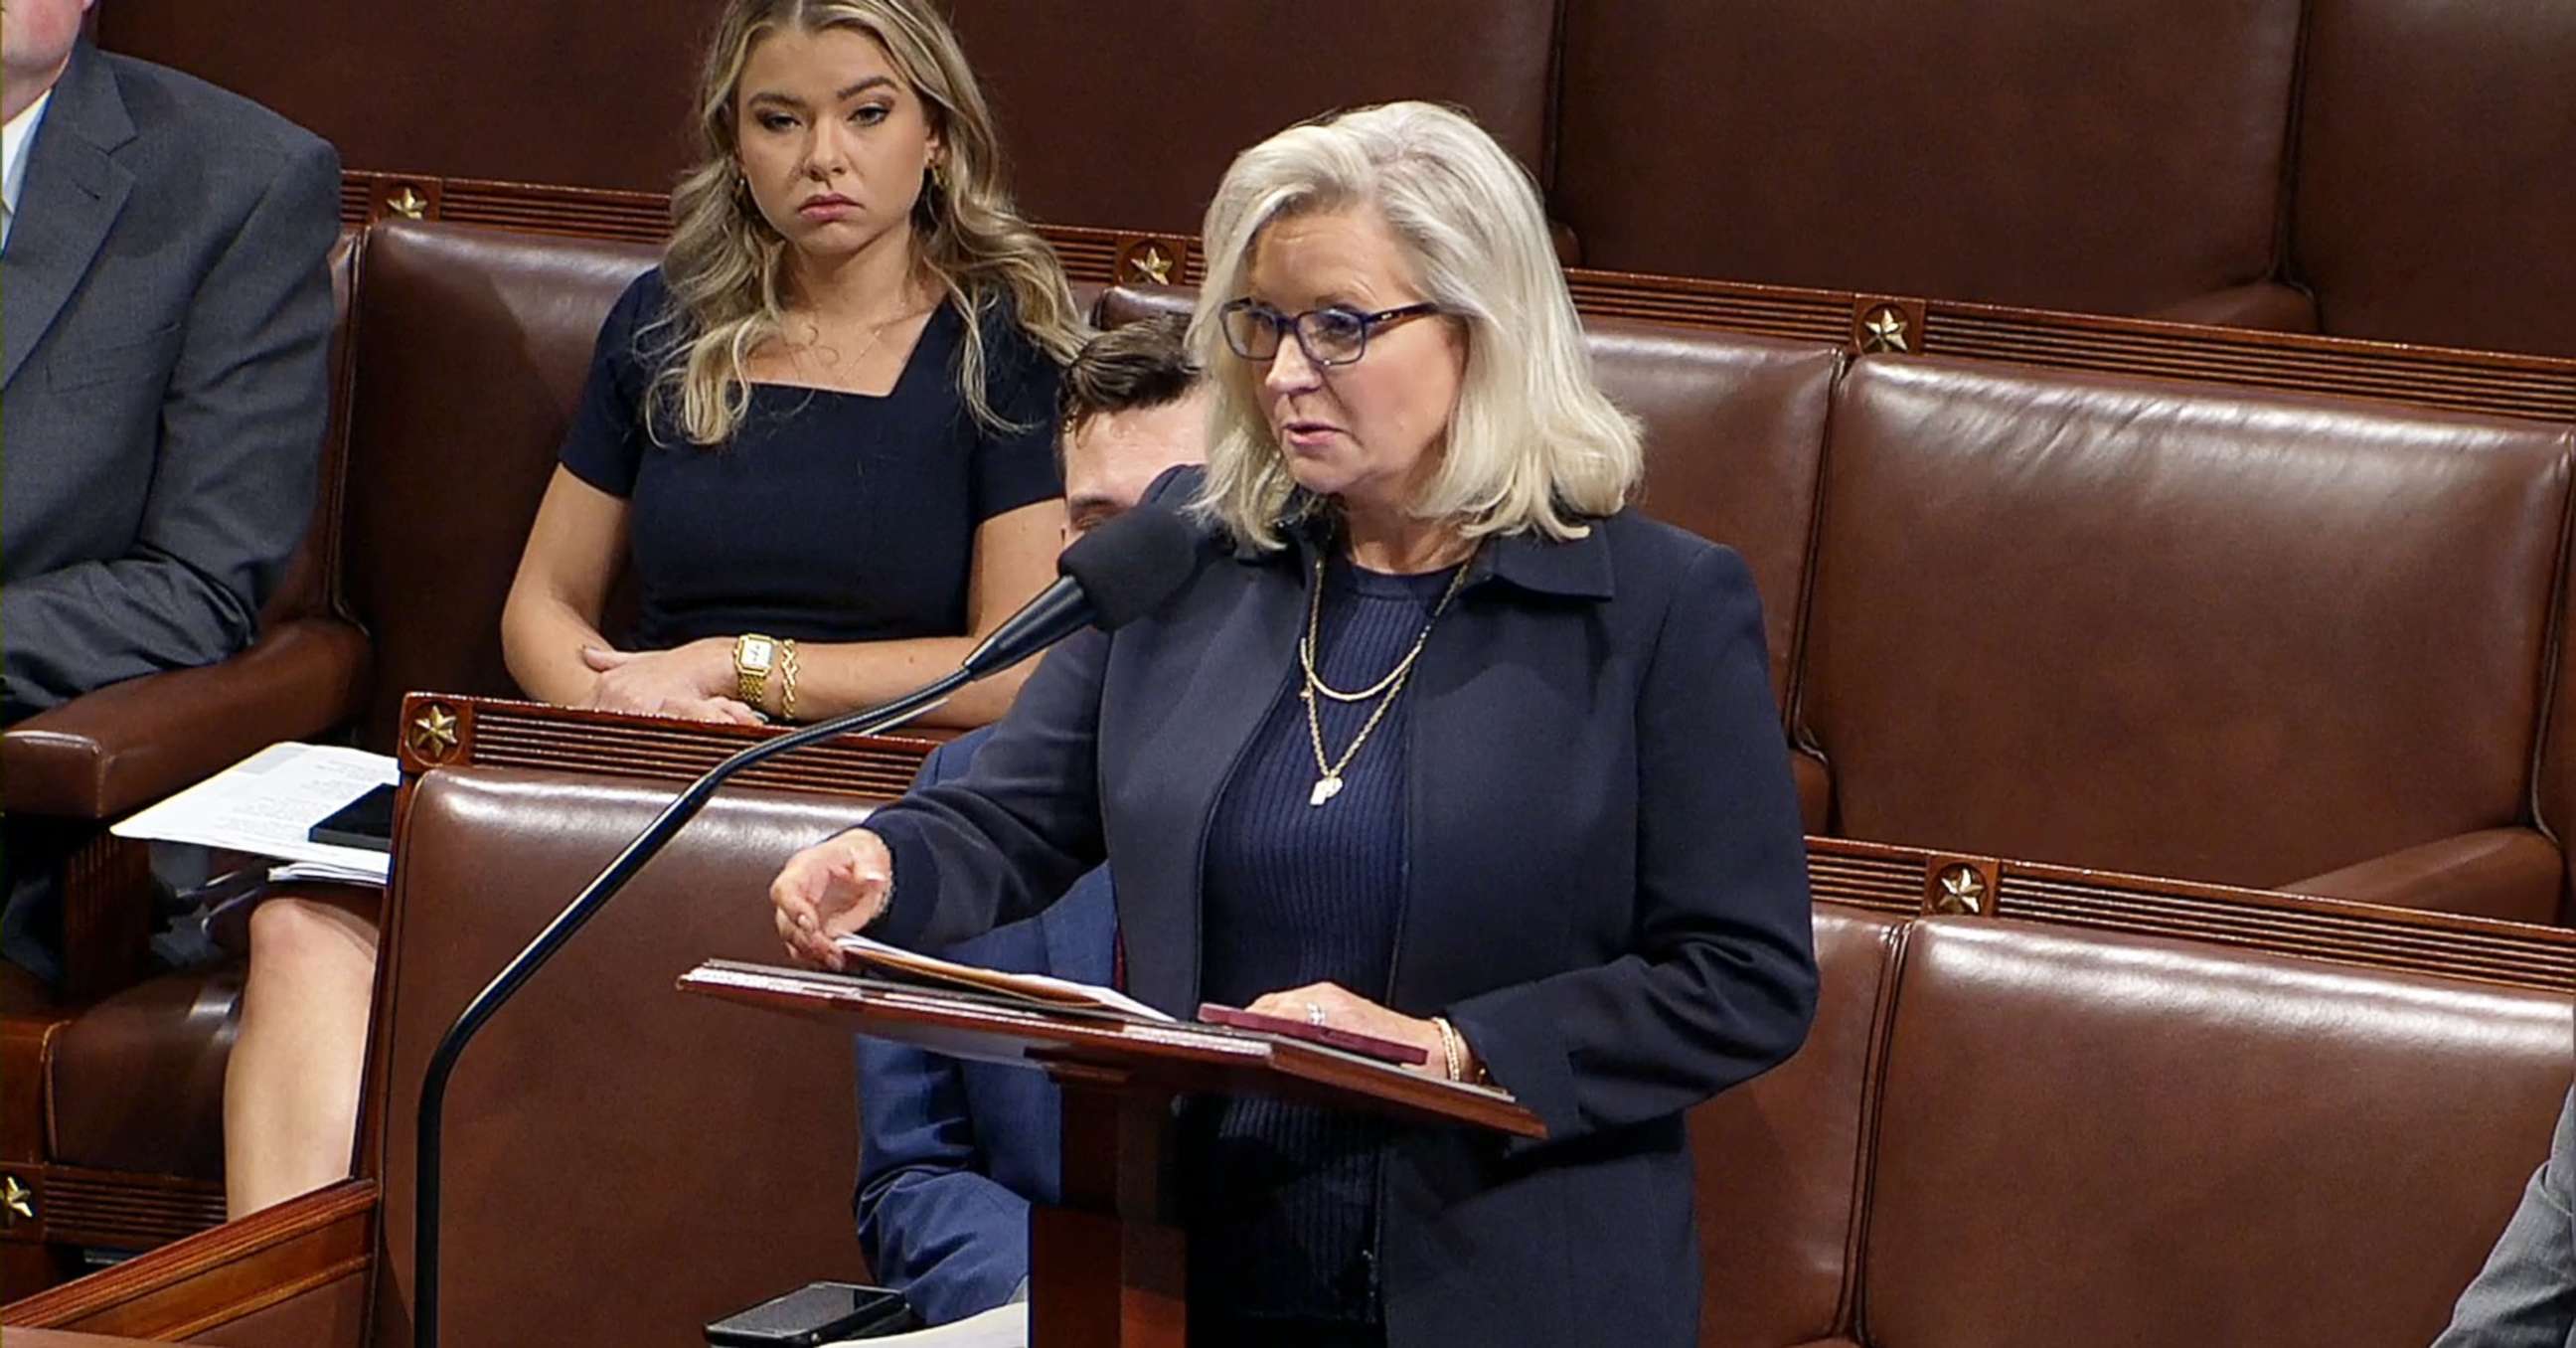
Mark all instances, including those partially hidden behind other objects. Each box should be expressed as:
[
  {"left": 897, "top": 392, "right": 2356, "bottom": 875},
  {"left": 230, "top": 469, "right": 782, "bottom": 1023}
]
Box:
[{"left": 1188, "top": 101, "right": 1643, "bottom": 552}]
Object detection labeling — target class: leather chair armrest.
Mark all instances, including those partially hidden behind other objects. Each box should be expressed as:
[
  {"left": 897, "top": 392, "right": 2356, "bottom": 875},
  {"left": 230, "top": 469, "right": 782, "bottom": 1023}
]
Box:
[
  {"left": 1, "top": 1180, "right": 375, "bottom": 1337},
  {"left": 2143, "top": 280, "right": 2319, "bottom": 333},
  {"left": 1791, "top": 752, "right": 1832, "bottom": 835},
  {"left": 2, "top": 618, "right": 370, "bottom": 820},
  {"left": 2281, "top": 827, "right": 2564, "bottom": 926}
]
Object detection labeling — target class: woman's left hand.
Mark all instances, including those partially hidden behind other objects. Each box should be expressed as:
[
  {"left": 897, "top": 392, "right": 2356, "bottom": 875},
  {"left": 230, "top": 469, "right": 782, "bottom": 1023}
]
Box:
[{"left": 1244, "top": 981, "right": 1476, "bottom": 1083}]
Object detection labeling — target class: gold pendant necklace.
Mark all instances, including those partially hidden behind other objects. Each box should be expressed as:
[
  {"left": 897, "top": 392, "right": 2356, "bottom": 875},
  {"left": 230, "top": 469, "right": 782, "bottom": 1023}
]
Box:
[{"left": 1300, "top": 548, "right": 1475, "bottom": 806}]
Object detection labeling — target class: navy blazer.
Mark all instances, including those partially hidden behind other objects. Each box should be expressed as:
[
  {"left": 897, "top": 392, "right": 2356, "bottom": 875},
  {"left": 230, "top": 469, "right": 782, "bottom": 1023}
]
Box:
[
  {"left": 852, "top": 731, "right": 1115, "bottom": 1325},
  {"left": 864, "top": 469, "right": 1818, "bottom": 1348}
]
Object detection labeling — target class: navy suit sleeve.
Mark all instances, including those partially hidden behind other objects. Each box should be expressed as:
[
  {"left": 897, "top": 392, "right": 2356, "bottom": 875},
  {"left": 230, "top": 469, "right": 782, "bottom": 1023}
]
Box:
[
  {"left": 853, "top": 734, "right": 1032, "bottom": 1323},
  {"left": 866, "top": 624, "right": 1109, "bottom": 952},
  {"left": 1, "top": 133, "right": 336, "bottom": 713},
  {"left": 2433, "top": 1089, "right": 2576, "bottom": 1348},
  {"left": 1446, "top": 545, "right": 1818, "bottom": 1149}
]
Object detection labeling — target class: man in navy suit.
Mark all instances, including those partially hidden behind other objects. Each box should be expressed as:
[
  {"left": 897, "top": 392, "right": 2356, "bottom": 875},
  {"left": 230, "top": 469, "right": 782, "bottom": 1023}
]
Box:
[{"left": 855, "top": 315, "right": 1207, "bottom": 1325}]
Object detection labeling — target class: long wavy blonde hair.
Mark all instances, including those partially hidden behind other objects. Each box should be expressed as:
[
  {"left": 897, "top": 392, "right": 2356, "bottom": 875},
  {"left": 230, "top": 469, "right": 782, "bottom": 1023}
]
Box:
[
  {"left": 650, "top": 0, "right": 1086, "bottom": 445},
  {"left": 1190, "top": 102, "right": 1643, "bottom": 551}
]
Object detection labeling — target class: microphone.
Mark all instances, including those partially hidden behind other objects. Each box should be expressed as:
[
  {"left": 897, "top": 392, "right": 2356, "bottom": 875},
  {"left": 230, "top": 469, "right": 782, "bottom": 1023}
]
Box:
[
  {"left": 962, "top": 493, "right": 1204, "bottom": 676},
  {"left": 412, "top": 503, "right": 1201, "bottom": 1347}
]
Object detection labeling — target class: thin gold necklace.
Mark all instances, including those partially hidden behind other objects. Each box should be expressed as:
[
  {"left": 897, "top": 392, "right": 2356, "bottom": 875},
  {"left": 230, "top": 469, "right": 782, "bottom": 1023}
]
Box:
[{"left": 1299, "top": 550, "right": 1475, "bottom": 806}]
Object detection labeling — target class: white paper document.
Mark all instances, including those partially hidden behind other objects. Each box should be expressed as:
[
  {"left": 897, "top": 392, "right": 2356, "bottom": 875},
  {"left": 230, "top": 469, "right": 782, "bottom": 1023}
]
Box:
[
  {"left": 833, "top": 930, "right": 1173, "bottom": 1023},
  {"left": 829, "top": 1302, "right": 1025, "bottom": 1348},
  {"left": 111, "top": 742, "right": 399, "bottom": 885}
]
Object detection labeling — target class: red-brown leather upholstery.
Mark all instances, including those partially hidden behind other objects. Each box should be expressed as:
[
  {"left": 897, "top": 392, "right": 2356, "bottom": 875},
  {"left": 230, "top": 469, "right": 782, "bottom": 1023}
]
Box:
[
  {"left": 337, "top": 223, "right": 657, "bottom": 750},
  {"left": 1856, "top": 918, "right": 2570, "bottom": 1346},
  {"left": 361, "top": 768, "right": 873, "bottom": 1344},
  {"left": 1551, "top": 0, "right": 2309, "bottom": 320},
  {"left": 947, "top": 0, "right": 1557, "bottom": 237},
  {"left": 2289, "top": 0, "right": 2576, "bottom": 355},
  {"left": 1691, "top": 906, "right": 1899, "bottom": 1346},
  {"left": 1799, "top": 356, "right": 2576, "bottom": 913}
]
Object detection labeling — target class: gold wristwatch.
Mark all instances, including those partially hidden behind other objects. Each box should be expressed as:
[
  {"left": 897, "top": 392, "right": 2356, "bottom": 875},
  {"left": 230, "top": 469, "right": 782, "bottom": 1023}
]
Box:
[{"left": 732, "top": 633, "right": 780, "bottom": 709}]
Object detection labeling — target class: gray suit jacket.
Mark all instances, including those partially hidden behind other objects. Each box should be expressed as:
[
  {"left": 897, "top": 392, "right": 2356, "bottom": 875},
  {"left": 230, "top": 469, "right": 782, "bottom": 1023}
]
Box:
[
  {"left": 0, "top": 43, "right": 337, "bottom": 721},
  {"left": 2436, "top": 1089, "right": 2576, "bottom": 1347}
]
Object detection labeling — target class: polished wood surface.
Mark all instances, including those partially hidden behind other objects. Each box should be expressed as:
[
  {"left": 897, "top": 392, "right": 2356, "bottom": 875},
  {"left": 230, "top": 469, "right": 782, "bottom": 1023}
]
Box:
[
  {"left": 1805, "top": 836, "right": 2576, "bottom": 991},
  {"left": 682, "top": 962, "right": 1543, "bottom": 1347},
  {"left": 395, "top": 692, "right": 951, "bottom": 799},
  {"left": 678, "top": 961, "right": 1543, "bottom": 1137},
  {"left": 335, "top": 169, "right": 2576, "bottom": 423},
  {"left": 5, "top": 1329, "right": 192, "bottom": 1346},
  {"left": 2, "top": 1181, "right": 375, "bottom": 1337}
]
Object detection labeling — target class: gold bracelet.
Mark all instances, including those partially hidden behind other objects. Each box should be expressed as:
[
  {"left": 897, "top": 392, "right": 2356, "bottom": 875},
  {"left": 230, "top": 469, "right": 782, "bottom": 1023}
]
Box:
[
  {"left": 1432, "top": 1016, "right": 1465, "bottom": 1083},
  {"left": 777, "top": 638, "right": 801, "bottom": 722}
]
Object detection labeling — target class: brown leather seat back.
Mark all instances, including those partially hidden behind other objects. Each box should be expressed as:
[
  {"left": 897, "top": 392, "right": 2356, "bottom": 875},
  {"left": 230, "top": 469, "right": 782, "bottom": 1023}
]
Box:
[
  {"left": 1860, "top": 918, "right": 2572, "bottom": 1347},
  {"left": 2290, "top": 2, "right": 2576, "bottom": 354},
  {"left": 340, "top": 223, "right": 658, "bottom": 750},
  {"left": 1691, "top": 904, "right": 1899, "bottom": 1346},
  {"left": 1590, "top": 319, "right": 1838, "bottom": 708},
  {"left": 1552, "top": 0, "right": 2301, "bottom": 314},
  {"left": 364, "top": 766, "right": 871, "bottom": 1346},
  {"left": 1801, "top": 356, "right": 2574, "bottom": 887},
  {"left": 946, "top": 0, "right": 1557, "bottom": 236},
  {"left": 258, "top": 225, "right": 364, "bottom": 630}
]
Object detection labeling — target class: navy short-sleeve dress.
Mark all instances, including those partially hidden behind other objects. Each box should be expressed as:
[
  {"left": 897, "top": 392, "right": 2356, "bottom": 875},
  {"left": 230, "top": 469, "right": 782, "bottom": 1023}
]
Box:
[{"left": 558, "top": 269, "right": 1063, "bottom": 650}]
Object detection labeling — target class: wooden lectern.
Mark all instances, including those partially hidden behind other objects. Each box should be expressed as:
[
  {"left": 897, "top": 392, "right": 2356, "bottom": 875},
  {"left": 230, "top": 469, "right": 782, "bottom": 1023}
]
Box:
[{"left": 678, "top": 960, "right": 1544, "bottom": 1347}]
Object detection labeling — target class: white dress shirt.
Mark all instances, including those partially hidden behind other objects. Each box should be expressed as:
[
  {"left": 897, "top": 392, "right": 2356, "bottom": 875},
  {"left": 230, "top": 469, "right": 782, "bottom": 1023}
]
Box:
[{"left": 1, "top": 86, "right": 58, "bottom": 251}]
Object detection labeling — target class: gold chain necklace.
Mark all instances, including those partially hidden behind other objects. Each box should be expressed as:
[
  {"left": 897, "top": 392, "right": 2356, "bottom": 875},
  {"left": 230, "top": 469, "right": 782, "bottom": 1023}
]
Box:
[{"left": 1299, "top": 549, "right": 1475, "bottom": 806}]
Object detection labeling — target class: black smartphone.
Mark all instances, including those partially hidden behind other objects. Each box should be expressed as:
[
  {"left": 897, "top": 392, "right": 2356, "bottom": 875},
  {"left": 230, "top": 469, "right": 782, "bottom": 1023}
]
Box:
[
  {"left": 307, "top": 782, "right": 398, "bottom": 852},
  {"left": 705, "top": 1282, "right": 917, "bottom": 1346}
]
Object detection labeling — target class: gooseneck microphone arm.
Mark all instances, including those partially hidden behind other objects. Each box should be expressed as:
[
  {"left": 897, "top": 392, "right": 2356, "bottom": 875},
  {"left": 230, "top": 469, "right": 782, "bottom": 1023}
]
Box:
[
  {"left": 411, "top": 668, "right": 968, "bottom": 1348},
  {"left": 409, "top": 501, "right": 1202, "bottom": 1348}
]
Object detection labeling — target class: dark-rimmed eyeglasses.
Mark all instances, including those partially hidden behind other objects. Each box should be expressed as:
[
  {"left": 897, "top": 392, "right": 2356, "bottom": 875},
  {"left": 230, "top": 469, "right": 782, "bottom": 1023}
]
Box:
[{"left": 1217, "top": 298, "right": 1443, "bottom": 368}]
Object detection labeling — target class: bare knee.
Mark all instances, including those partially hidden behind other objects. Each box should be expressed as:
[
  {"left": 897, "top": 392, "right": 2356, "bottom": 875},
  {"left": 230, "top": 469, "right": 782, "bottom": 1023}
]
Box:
[{"left": 247, "top": 896, "right": 382, "bottom": 988}]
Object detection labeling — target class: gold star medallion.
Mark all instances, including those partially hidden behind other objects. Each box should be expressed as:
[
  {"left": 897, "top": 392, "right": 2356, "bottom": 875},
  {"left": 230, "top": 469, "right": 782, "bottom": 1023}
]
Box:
[
  {"left": 2, "top": 1175, "right": 34, "bottom": 1226},
  {"left": 409, "top": 704, "right": 461, "bottom": 760},
  {"left": 1933, "top": 864, "right": 1987, "bottom": 915},
  {"left": 387, "top": 186, "right": 430, "bottom": 220},
  {"left": 1860, "top": 305, "right": 1911, "bottom": 354}
]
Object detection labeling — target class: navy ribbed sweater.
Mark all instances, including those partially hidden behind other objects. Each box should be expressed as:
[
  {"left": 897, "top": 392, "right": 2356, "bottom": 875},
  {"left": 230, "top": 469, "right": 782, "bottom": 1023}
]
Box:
[{"left": 1184, "top": 557, "right": 1458, "bottom": 1327}]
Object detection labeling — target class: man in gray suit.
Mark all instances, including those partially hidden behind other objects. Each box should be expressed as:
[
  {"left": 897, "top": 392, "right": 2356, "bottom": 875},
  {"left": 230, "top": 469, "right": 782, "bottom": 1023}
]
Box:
[
  {"left": 2435, "top": 1089, "right": 2576, "bottom": 1346},
  {"left": 1, "top": 0, "right": 338, "bottom": 722}
]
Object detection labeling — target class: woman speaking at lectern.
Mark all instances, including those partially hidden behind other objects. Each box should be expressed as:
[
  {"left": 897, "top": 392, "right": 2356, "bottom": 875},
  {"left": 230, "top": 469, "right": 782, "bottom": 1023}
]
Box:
[{"left": 771, "top": 101, "right": 1817, "bottom": 1348}]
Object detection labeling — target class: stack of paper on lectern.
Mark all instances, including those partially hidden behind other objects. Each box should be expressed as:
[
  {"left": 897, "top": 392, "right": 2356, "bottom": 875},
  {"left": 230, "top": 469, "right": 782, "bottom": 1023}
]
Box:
[
  {"left": 110, "top": 742, "right": 399, "bottom": 886},
  {"left": 832, "top": 930, "right": 1172, "bottom": 1023}
]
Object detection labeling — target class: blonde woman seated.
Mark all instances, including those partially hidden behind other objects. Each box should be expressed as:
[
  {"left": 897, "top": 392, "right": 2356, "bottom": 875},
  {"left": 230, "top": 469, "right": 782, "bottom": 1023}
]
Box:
[{"left": 222, "top": 0, "right": 1081, "bottom": 1219}]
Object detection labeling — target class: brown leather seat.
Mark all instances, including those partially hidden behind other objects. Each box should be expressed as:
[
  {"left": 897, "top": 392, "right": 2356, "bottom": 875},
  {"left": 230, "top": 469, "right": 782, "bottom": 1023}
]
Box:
[
  {"left": 947, "top": 0, "right": 1558, "bottom": 236},
  {"left": 365, "top": 767, "right": 875, "bottom": 1345},
  {"left": 1799, "top": 355, "right": 2576, "bottom": 919},
  {"left": 338, "top": 222, "right": 658, "bottom": 749},
  {"left": 1855, "top": 917, "right": 2570, "bottom": 1346},
  {"left": 2289, "top": 1, "right": 2576, "bottom": 354},
  {"left": 1551, "top": 0, "right": 2313, "bottom": 327},
  {"left": 1691, "top": 906, "right": 1900, "bottom": 1346}
]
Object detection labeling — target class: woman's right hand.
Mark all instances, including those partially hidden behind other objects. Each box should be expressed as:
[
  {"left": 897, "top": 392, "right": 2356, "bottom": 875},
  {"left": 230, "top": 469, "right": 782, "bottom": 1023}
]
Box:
[{"left": 770, "top": 827, "right": 896, "bottom": 970}]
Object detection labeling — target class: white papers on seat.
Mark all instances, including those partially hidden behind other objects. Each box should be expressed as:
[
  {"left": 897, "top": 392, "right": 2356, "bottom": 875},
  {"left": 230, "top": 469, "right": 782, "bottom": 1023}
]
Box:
[
  {"left": 827, "top": 1302, "right": 1026, "bottom": 1348},
  {"left": 832, "top": 930, "right": 1172, "bottom": 1023},
  {"left": 110, "top": 742, "right": 399, "bottom": 885}
]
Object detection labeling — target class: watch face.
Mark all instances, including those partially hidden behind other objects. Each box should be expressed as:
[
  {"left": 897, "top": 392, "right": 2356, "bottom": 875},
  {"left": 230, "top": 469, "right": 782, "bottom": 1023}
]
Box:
[{"left": 740, "top": 636, "right": 776, "bottom": 671}]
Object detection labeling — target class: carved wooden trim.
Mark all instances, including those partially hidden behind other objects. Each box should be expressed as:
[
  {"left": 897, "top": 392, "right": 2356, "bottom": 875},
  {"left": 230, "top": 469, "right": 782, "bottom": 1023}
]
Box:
[
  {"left": 397, "top": 693, "right": 944, "bottom": 798},
  {"left": 332, "top": 170, "right": 2576, "bottom": 423},
  {"left": 36, "top": 1169, "right": 224, "bottom": 1251},
  {"left": 0, "top": 1179, "right": 375, "bottom": 1332},
  {"left": 1806, "top": 837, "right": 2576, "bottom": 992}
]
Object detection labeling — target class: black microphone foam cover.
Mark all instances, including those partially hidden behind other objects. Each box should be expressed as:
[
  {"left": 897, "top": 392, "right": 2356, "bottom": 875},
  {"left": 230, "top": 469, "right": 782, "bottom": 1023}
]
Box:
[{"left": 1056, "top": 502, "right": 1204, "bottom": 631}]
